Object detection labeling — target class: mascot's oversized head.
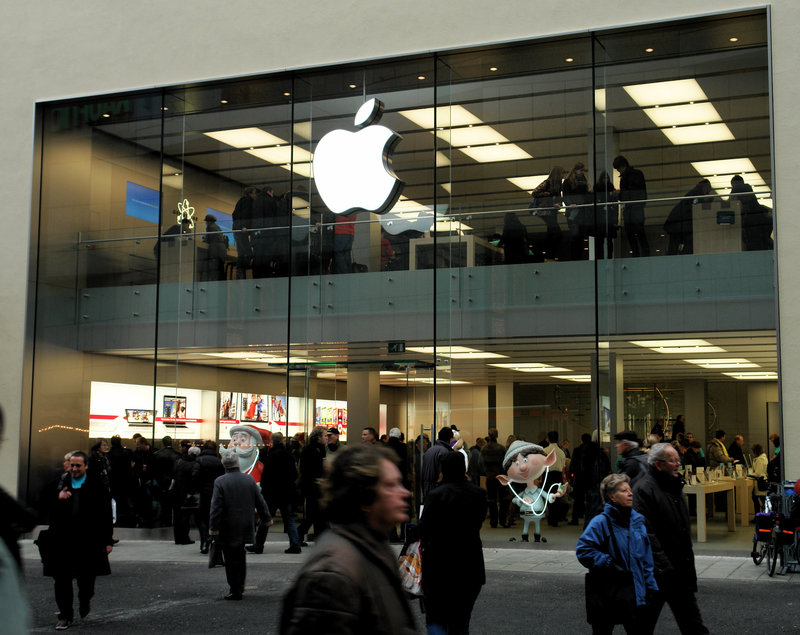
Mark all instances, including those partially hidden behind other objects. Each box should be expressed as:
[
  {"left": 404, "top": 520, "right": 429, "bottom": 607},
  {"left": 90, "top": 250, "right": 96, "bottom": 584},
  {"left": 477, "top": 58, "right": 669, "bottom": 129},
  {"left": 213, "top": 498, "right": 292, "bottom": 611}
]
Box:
[
  {"left": 497, "top": 440, "right": 556, "bottom": 487},
  {"left": 228, "top": 423, "right": 270, "bottom": 476}
]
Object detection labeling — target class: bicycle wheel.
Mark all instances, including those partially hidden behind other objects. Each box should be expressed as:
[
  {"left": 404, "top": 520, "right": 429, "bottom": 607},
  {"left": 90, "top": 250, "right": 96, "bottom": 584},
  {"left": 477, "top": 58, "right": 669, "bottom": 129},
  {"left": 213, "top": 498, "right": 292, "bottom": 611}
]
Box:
[
  {"left": 752, "top": 536, "right": 766, "bottom": 565},
  {"left": 768, "top": 530, "right": 781, "bottom": 577}
]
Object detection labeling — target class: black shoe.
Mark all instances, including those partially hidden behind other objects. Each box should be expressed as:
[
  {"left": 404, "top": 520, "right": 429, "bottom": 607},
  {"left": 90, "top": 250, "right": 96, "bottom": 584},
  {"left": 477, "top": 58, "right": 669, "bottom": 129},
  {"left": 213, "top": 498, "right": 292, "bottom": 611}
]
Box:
[
  {"left": 284, "top": 546, "right": 302, "bottom": 554},
  {"left": 245, "top": 545, "right": 263, "bottom": 554},
  {"left": 111, "top": 538, "right": 120, "bottom": 545},
  {"left": 299, "top": 541, "right": 308, "bottom": 547},
  {"left": 79, "top": 603, "right": 90, "bottom": 619},
  {"left": 224, "top": 592, "right": 243, "bottom": 601},
  {"left": 521, "top": 534, "right": 529, "bottom": 542},
  {"left": 55, "top": 618, "right": 72, "bottom": 630},
  {"left": 200, "top": 545, "right": 209, "bottom": 554}
]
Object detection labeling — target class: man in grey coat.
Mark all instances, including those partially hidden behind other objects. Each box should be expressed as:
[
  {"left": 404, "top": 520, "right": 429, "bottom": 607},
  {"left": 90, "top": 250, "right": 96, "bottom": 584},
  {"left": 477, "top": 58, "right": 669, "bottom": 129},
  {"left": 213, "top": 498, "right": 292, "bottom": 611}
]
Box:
[{"left": 209, "top": 451, "right": 271, "bottom": 600}]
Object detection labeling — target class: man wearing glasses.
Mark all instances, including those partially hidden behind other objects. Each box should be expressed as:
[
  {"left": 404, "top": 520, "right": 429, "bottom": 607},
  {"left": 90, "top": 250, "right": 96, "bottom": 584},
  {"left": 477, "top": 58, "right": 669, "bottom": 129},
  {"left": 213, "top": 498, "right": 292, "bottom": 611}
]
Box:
[{"left": 633, "top": 443, "right": 709, "bottom": 634}]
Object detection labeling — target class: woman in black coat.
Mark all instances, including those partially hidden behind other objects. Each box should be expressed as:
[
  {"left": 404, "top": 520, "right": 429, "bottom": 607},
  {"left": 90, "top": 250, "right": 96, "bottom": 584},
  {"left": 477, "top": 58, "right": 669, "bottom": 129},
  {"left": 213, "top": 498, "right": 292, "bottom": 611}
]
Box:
[
  {"left": 530, "top": 166, "right": 564, "bottom": 260},
  {"left": 419, "top": 451, "right": 488, "bottom": 634}
]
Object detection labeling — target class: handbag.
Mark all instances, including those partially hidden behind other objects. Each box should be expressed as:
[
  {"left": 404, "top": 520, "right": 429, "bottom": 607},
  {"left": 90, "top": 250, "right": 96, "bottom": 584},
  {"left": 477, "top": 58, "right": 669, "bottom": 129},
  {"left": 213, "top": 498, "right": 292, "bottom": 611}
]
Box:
[
  {"left": 584, "top": 517, "right": 636, "bottom": 624},
  {"left": 181, "top": 493, "right": 200, "bottom": 510},
  {"left": 207, "top": 537, "right": 225, "bottom": 568}
]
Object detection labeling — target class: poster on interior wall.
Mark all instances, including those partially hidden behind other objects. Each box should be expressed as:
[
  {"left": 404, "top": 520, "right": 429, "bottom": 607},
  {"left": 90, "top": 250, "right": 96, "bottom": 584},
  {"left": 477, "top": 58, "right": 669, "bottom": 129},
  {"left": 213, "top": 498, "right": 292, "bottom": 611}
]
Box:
[
  {"left": 241, "top": 394, "right": 270, "bottom": 422},
  {"left": 316, "top": 399, "right": 348, "bottom": 442},
  {"left": 271, "top": 396, "right": 287, "bottom": 425},
  {"left": 219, "top": 392, "right": 238, "bottom": 420}
]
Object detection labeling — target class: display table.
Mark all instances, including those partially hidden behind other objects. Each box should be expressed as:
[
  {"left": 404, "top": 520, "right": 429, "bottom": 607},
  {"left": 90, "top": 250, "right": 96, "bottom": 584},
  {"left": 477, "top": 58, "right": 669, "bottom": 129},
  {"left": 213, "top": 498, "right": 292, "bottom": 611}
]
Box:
[
  {"left": 683, "top": 480, "right": 736, "bottom": 542},
  {"left": 408, "top": 234, "right": 503, "bottom": 269},
  {"left": 733, "top": 477, "right": 755, "bottom": 525}
]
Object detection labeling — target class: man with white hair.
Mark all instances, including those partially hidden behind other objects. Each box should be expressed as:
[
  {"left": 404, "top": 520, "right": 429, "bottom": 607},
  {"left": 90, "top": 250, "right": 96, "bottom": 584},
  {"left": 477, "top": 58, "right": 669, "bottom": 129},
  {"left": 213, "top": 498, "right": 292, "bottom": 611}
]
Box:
[
  {"left": 633, "top": 443, "right": 708, "bottom": 633},
  {"left": 227, "top": 424, "right": 269, "bottom": 482},
  {"left": 209, "top": 451, "right": 271, "bottom": 600}
]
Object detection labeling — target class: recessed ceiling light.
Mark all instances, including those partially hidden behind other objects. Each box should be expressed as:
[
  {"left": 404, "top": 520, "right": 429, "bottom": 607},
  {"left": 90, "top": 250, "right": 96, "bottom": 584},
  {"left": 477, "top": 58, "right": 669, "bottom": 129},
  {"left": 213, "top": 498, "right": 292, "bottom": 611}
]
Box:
[
  {"left": 102, "top": 113, "right": 111, "bottom": 118},
  {"left": 552, "top": 375, "right": 592, "bottom": 383},
  {"left": 417, "top": 75, "right": 426, "bottom": 80},
  {"left": 645, "top": 48, "right": 654, "bottom": 53},
  {"left": 729, "top": 37, "right": 739, "bottom": 43},
  {"left": 406, "top": 346, "right": 506, "bottom": 359},
  {"left": 723, "top": 371, "right": 777, "bottom": 380},
  {"left": 348, "top": 83, "right": 357, "bottom": 89},
  {"left": 630, "top": 339, "right": 726, "bottom": 354},
  {"left": 489, "top": 66, "right": 498, "bottom": 72},
  {"left": 490, "top": 362, "right": 571, "bottom": 372},
  {"left": 684, "top": 358, "right": 759, "bottom": 369},
  {"left": 160, "top": 107, "right": 168, "bottom": 111},
  {"left": 220, "top": 99, "right": 228, "bottom": 104},
  {"left": 565, "top": 57, "right": 574, "bottom": 63},
  {"left": 283, "top": 92, "right": 291, "bottom": 97},
  {"left": 624, "top": 79, "right": 707, "bottom": 107}
]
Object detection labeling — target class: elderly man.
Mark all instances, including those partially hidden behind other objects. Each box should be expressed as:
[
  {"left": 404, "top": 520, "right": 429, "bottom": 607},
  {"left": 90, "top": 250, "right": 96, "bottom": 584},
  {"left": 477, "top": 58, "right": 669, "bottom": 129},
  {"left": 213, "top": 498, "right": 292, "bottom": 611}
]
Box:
[
  {"left": 326, "top": 426, "right": 341, "bottom": 455},
  {"left": 280, "top": 445, "right": 416, "bottom": 634},
  {"left": 209, "top": 451, "right": 271, "bottom": 600},
  {"left": 45, "top": 451, "right": 114, "bottom": 630},
  {"left": 633, "top": 443, "right": 708, "bottom": 634},
  {"left": 421, "top": 426, "right": 454, "bottom": 503}
]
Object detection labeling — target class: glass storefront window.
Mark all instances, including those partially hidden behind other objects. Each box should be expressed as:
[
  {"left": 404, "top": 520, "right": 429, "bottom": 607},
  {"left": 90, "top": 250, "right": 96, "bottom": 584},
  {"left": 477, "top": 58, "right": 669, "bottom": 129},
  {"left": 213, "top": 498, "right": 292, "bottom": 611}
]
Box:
[{"left": 26, "top": 11, "right": 777, "bottom": 517}]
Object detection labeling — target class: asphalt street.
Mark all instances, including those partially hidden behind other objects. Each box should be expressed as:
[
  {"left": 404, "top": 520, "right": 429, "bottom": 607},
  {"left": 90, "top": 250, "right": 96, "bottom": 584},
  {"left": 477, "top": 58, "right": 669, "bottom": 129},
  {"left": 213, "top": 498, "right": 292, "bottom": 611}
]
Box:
[{"left": 22, "top": 552, "right": 800, "bottom": 633}]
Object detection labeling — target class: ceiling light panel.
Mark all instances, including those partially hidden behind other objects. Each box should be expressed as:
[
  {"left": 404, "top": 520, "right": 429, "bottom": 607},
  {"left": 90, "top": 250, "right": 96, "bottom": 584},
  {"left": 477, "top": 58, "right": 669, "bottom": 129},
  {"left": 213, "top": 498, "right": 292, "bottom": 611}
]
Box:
[
  {"left": 441, "top": 125, "right": 508, "bottom": 147},
  {"left": 246, "top": 146, "right": 313, "bottom": 164},
  {"left": 459, "top": 144, "right": 532, "bottom": 163},
  {"left": 683, "top": 358, "right": 759, "bottom": 368},
  {"left": 623, "top": 79, "right": 708, "bottom": 107},
  {"left": 552, "top": 375, "right": 592, "bottom": 382},
  {"left": 691, "top": 158, "right": 757, "bottom": 176},
  {"left": 660, "top": 123, "right": 734, "bottom": 145},
  {"left": 407, "top": 346, "right": 505, "bottom": 359},
  {"left": 507, "top": 175, "right": 548, "bottom": 192},
  {"left": 398, "top": 106, "right": 482, "bottom": 129},
  {"left": 205, "top": 128, "right": 285, "bottom": 148},
  {"left": 489, "top": 362, "right": 570, "bottom": 372},
  {"left": 722, "top": 372, "right": 778, "bottom": 380},
  {"left": 643, "top": 103, "right": 721, "bottom": 127}
]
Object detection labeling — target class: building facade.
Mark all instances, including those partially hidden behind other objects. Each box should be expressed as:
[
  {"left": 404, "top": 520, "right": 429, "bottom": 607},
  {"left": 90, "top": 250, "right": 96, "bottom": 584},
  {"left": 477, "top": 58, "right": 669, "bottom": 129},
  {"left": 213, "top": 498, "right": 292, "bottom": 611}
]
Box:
[{"left": 2, "top": 2, "right": 798, "bottom": 502}]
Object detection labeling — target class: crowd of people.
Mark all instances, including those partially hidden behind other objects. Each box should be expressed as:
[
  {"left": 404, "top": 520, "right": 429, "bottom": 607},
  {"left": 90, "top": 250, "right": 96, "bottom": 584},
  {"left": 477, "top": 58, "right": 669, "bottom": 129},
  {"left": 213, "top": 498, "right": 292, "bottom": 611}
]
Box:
[
  {"left": 158, "top": 154, "right": 774, "bottom": 283},
  {"left": 14, "top": 416, "right": 782, "bottom": 632}
]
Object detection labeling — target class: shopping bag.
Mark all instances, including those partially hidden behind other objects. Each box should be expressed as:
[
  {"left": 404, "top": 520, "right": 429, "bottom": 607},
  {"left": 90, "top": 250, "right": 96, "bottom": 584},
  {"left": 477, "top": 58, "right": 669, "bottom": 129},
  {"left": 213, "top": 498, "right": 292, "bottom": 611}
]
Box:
[{"left": 398, "top": 539, "right": 423, "bottom": 597}]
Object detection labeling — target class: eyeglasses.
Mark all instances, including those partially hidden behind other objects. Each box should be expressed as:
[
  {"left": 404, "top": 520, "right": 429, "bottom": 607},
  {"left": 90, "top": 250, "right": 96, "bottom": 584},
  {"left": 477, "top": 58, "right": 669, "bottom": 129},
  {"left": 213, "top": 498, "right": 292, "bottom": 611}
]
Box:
[{"left": 658, "top": 458, "right": 681, "bottom": 465}]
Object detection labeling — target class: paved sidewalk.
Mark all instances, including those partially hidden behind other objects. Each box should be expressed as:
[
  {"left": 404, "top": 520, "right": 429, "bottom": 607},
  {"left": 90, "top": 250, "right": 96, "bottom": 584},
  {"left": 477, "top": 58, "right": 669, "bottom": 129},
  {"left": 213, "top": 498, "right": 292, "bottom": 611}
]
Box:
[{"left": 21, "top": 536, "right": 795, "bottom": 583}]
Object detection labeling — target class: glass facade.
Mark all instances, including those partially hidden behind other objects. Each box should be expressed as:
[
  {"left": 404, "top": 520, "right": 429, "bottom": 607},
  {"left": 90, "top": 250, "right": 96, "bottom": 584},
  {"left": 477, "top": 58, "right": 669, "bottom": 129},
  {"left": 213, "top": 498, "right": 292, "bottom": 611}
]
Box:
[{"left": 26, "top": 10, "right": 776, "bottom": 509}]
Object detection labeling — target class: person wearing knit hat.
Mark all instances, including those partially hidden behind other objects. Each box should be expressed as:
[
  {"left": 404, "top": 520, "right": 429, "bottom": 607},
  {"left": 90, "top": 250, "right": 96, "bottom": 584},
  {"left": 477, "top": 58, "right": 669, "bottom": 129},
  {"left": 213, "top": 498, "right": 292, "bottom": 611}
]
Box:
[{"left": 497, "top": 440, "right": 565, "bottom": 543}]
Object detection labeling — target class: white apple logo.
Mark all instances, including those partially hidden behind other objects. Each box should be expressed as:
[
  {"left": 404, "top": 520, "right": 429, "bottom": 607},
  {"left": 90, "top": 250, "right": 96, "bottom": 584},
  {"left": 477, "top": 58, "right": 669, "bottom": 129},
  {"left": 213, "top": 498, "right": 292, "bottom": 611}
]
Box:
[{"left": 313, "top": 98, "right": 404, "bottom": 215}]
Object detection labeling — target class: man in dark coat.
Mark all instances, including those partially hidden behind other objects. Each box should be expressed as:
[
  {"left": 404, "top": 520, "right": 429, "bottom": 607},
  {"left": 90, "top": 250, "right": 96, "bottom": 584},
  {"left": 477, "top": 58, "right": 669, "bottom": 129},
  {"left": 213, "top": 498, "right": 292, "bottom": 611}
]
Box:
[
  {"left": 633, "top": 443, "right": 709, "bottom": 634},
  {"left": 615, "top": 429, "right": 648, "bottom": 486},
  {"left": 297, "top": 426, "right": 328, "bottom": 542},
  {"left": 173, "top": 445, "right": 200, "bottom": 545},
  {"left": 568, "top": 432, "right": 591, "bottom": 525},
  {"left": 209, "top": 450, "right": 271, "bottom": 600},
  {"left": 481, "top": 428, "right": 508, "bottom": 527},
  {"left": 251, "top": 186, "right": 278, "bottom": 278},
  {"left": 421, "top": 426, "right": 454, "bottom": 503},
  {"left": 151, "top": 436, "right": 180, "bottom": 527},
  {"left": 613, "top": 155, "right": 649, "bottom": 257},
  {"left": 232, "top": 186, "right": 257, "bottom": 278},
  {"left": 192, "top": 440, "right": 224, "bottom": 554},
  {"left": 420, "top": 451, "right": 488, "bottom": 634},
  {"left": 247, "top": 432, "right": 303, "bottom": 555},
  {"left": 45, "top": 451, "right": 114, "bottom": 629}
]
